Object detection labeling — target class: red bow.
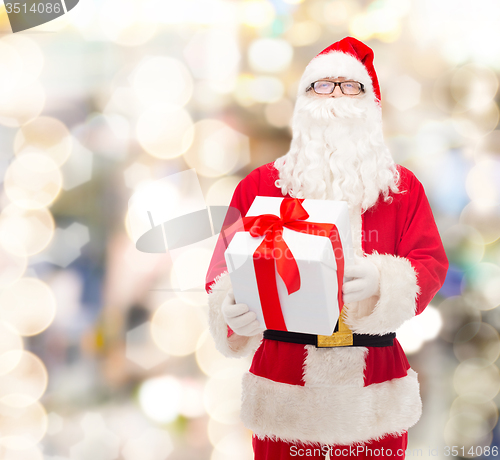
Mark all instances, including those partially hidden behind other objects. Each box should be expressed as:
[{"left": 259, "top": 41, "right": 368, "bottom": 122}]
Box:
[{"left": 242, "top": 198, "right": 345, "bottom": 331}]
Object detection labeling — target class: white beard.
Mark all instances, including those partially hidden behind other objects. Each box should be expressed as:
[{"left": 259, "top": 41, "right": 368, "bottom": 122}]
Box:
[{"left": 274, "top": 93, "right": 399, "bottom": 211}]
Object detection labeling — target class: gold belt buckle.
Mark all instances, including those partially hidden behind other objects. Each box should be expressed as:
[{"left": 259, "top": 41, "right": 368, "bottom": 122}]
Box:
[{"left": 317, "top": 308, "right": 353, "bottom": 348}]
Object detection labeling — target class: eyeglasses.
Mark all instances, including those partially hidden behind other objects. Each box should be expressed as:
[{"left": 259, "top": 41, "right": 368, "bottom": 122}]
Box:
[{"left": 306, "top": 80, "right": 365, "bottom": 96}]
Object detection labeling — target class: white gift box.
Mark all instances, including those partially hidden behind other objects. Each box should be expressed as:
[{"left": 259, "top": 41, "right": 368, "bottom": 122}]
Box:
[{"left": 224, "top": 196, "right": 354, "bottom": 336}]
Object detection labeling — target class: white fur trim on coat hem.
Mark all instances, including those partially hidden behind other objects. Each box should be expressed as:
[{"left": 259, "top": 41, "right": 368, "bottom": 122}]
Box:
[
  {"left": 343, "top": 252, "right": 420, "bottom": 335},
  {"left": 240, "top": 369, "right": 422, "bottom": 446},
  {"left": 207, "top": 271, "right": 262, "bottom": 358}
]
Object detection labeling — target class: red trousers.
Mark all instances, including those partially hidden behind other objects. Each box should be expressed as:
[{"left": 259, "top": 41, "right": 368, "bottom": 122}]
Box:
[{"left": 253, "top": 431, "right": 408, "bottom": 460}]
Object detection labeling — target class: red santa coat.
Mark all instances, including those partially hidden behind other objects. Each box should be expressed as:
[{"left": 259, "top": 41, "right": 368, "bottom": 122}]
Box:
[{"left": 205, "top": 162, "right": 448, "bottom": 446}]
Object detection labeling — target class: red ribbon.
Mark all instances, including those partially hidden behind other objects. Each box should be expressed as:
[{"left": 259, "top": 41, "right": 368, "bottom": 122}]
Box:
[{"left": 242, "top": 198, "right": 344, "bottom": 331}]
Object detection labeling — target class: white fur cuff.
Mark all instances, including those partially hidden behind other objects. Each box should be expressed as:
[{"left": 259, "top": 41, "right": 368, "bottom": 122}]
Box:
[
  {"left": 207, "top": 271, "right": 262, "bottom": 358},
  {"left": 344, "top": 252, "right": 420, "bottom": 335}
]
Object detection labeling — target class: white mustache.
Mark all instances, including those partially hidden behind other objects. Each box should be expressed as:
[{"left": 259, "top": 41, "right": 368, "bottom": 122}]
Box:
[{"left": 296, "top": 95, "right": 369, "bottom": 121}]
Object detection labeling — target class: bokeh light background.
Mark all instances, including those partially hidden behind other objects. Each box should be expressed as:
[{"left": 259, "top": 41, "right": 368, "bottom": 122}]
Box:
[{"left": 0, "top": 0, "right": 499, "bottom": 458}]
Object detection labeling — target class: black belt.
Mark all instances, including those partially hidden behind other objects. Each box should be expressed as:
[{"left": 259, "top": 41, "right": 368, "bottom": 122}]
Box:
[{"left": 263, "top": 329, "right": 396, "bottom": 348}]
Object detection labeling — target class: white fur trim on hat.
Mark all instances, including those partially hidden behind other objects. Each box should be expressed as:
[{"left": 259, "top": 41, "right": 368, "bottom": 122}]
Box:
[
  {"left": 207, "top": 271, "right": 263, "bottom": 358},
  {"left": 343, "top": 252, "right": 420, "bottom": 335},
  {"left": 241, "top": 368, "right": 422, "bottom": 446},
  {"left": 298, "top": 51, "right": 375, "bottom": 101}
]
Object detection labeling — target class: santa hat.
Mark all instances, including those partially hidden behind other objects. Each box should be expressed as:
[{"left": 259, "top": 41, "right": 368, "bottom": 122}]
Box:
[{"left": 298, "top": 36, "right": 381, "bottom": 105}]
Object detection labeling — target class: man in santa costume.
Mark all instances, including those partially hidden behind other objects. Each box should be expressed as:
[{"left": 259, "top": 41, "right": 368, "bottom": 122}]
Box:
[{"left": 205, "top": 37, "right": 448, "bottom": 459}]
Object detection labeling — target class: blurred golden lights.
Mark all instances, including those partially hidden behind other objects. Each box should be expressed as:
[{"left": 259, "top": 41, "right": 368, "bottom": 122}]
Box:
[
  {"left": 283, "top": 21, "right": 321, "bottom": 47},
  {"left": 183, "top": 29, "right": 241, "bottom": 83},
  {"left": 0, "top": 444, "right": 44, "bottom": 459},
  {"left": 122, "top": 428, "right": 173, "bottom": 460},
  {"left": 183, "top": 119, "right": 250, "bottom": 177},
  {"left": 151, "top": 299, "right": 206, "bottom": 356},
  {"left": 171, "top": 246, "right": 216, "bottom": 301},
  {"left": 452, "top": 102, "right": 500, "bottom": 139},
  {"left": 14, "top": 117, "right": 72, "bottom": 168},
  {"left": 0, "top": 41, "right": 22, "bottom": 93},
  {"left": 0, "top": 401, "right": 48, "bottom": 449},
  {"left": 0, "top": 82, "right": 45, "bottom": 128},
  {"left": 136, "top": 105, "right": 194, "bottom": 159},
  {"left": 0, "top": 351, "right": 48, "bottom": 407},
  {"left": 460, "top": 202, "right": 500, "bottom": 244},
  {"left": 203, "top": 368, "right": 243, "bottom": 424},
  {"left": 466, "top": 159, "right": 500, "bottom": 206},
  {"left": 0, "top": 322, "right": 23, "bottom": 375},
  {"left": 0, "top": 278, "right": 57, "bottom": 337},
  {"left": 250, "top": 76, "right": 285, "bottom": 104},
  {"left": 196, "top": 330, "right": 251, "bottom": 378},
  {"left": 451, "top": 64, "right": 499, "bottom": 110},
  {"left": 349, "top": 7, "right": 402, "bottom": 43},
  {"left": 248, "top": 39, "right": 293, "bottom": 74},
  {"left": 99, "top": 0, "right": 157, "bottom": 46},
  {"left": 453, "top": 359, "right": 500, "bottom": 403},
  {"left": 138, "top": 375, "right": 183, "bottom": 423},
  {"left": 206, "top": 176, "right": 241, "bottom": 206},
  {"left": 454, "top": 321, "right": 500, "bottom": 363},
  {"left": 131, "top": 57, "right": 193, "bottom": 108},
  {"left": 264, "top": 98, "right": 294, "bottom": 128},
  {"left": 464, "top": 263, "right": 500, "bottom": 310},
  {"left": 239, "top": 0, "right": 275, "bottom": 28},
  {"left": 126, "top": 178, "right": 183, "bottom": 244},
  {"left": 3, "top": 154, "right": 62, "bottom": 210},
  {"left": 0, "top": 245, "right": 27, "bottom": 290},
  {"left": 0, "top": 35, "right": 44, "bottom": 91},
  {"left": 0, "top": 205, "right": 55, "bottom": 257}
]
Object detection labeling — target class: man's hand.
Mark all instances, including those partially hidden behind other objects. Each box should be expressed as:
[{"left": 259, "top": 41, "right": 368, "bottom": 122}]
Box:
[
  {"left": 342, "top": 256, "right": 380, "bottom": 303},
  {"left": 222, "top": 289, "right": 264, "bottom": 336}
]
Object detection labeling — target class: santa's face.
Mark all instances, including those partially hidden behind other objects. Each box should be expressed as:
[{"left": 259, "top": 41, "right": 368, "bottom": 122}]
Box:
[
  {"left": 297, "top": 75, "right": 377, "bottom": 124},
  {"left": 273, "top": 74, "right": 398, "bottom": 211}
]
